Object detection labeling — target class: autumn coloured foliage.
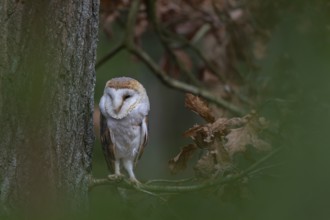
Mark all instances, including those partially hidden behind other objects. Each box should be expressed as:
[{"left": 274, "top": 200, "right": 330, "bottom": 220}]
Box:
[
  {"left": 169, "top": 94, "right": 271, "bottom": 178},
  {"left": 98, "top": 0, "right": 279, "bottom": 181},
  {"left": 94, "top": 1, "right": 330, "bottom": 219},
  {"left": 100, "top": 0, "right": 266, "bottom": 101}
]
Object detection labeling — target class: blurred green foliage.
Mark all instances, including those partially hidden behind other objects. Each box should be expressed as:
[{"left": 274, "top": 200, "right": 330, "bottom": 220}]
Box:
[{"left": 90, "top": 3, "right": 330, "bottom": 220}]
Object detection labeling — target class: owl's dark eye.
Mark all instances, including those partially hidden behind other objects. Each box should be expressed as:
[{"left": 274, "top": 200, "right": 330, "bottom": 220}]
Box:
[{"left": 123, "top": 94, "right": 131, "bottom": 100}]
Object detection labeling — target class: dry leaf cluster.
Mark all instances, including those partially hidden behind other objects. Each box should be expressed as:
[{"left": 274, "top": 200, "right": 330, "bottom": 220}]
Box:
[
  {"left": 99, "top": 0, "right": 283, "bottom": 115},
  {"left": 98, "top": 0, "right": 280, "bottom": 180},
  {"left": 169, "top": 94, "right": 271, "bottom": 178}
]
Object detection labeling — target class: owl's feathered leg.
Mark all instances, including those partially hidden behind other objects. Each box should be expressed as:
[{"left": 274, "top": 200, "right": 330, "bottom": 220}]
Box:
[
  {"left": 122, "top": 158, "right": 140, "bottom": 185},
  {"left": 114, "top": 160, "right": 121, "bottom": 175},
  {"left": 107, "top": 159, "right": 123, "bottom": 181}
]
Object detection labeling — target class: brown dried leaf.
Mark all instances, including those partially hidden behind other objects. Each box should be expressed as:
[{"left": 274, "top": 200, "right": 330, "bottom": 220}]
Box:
[
  {"left": 224, "top": 114, "right": 271, "bottom": 157},
  {"left": 253, "top": 39, "right": 268, "bottom": 60},
  {"left": 199, "top": 68, "right": 220, "bottom": 86},
  {"left": 183, "top": 117, "right": 239, "bottom": 148},
  {"left": 160, "top": 49, "right": 193, "bottom": 78},
  {"left": 184, "top": 122, "right": 220, "bottom": 148},
  {"left": 229, "top": 9, "right": 244, "bottom": 22},
  {"left": 157, "top": 0, "right": 180, "bottom": 22},
  {"left": 251, "top": 137, "right": 271, "bottom": 151},
  {"left": 209, "top": 118, "right": 230, "bottom": 135},
  {"left": 100, "top": 12, "right": 120, "bottom": 38},
  {"left": 174, "top": 49, "right": 193, "bottom": 72},
  {"left": 226, "top": 116, "right": 247, "bottom": 128},
  {"left": 134, "top": 12, "right": 148, "bottom": 40},
  {"left": 185, "top": 93, "right": 215, "bottom": 122},
  {"left": 169, "top": 144, "right": 198, "bottom": 174},
  {"left": 183, "top": 124, "right": 204, "bottom": 138},
  {"left": 194, "top": 152, "right": 215, "bottom": 178},
  {"left": 224, "top": 127, "right": 248, "bottom": 156},
  {"left": 159, "top": 53, "right": 180, "bottom": 79},
  {"left": 100, "top": 0, "right": 121, "bottom": 13},
  {"left": 194, "top": 137, "right": 231, "bottom": 179}
]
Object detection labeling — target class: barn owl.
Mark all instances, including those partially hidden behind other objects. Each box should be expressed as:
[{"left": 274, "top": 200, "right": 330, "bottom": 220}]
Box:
[{"left": 99, "top": 77, "right": 150, "bottom": 184}]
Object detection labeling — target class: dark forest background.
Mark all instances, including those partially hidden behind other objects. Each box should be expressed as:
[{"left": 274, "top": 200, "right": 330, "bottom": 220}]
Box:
[
  {"left": 90, "top": 1, "right": 330, "bottom": 220},
  {"left": 0, "top": 0, "right": 329, "bottom": 219}
]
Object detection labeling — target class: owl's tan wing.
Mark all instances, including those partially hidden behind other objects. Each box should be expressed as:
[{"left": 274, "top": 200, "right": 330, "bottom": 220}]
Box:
[
  {"left": 100, "top": 113, "right": 115, "bottom": 173},
  {"left": 134, "top": 116, "right": 149, "bottom": 166}
]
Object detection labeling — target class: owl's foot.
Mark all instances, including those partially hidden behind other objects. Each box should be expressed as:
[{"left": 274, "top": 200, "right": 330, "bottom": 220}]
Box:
[
  {"left": 107, "top": 174, "right": 124, "bottom": 182},
  {"left": 129, "top": 177, "right": 142, "bottom": 188}
]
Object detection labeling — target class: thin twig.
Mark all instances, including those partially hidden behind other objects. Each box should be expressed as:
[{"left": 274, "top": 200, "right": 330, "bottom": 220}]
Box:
[
  {"left": 96, "top": 0, "right": 243, "bottom": 115},
  {"left": 165, "top": 46, "right": 202, "bottom": 87},
  {"left": 145, "top": 178, "right": 195, "bottom": 185},
  {"left": 126, "top": 180, "right": 168, "bottom": 202},
  {"left": 248, "top": 162, "right": 286, "bottom": 177},
  {"left": 162, "top": 28, "right": 225, "bottom": 82},
  {"left": 146, "top": 0, "right": 202, "bottom": 86},
  {"left": 96, "top": 42, "right": 125, "bottom": 70},
  {"left": 191, "top": 24, "right": 211, "bottom": 44},
  {"left": 238, "top": 147, "right": 282, "bottom": 177},
  {"left": 129, "top": 46, "right": 245, "bottom": 116},
  {"left": 89, "top": 148, "right": 282, "bottom": 193},
  {"left": 121, "top": 0, "right": 244, "bottom": 115},
  {"left": 124, "top": 0, "right": 140, "bottom": 48}
]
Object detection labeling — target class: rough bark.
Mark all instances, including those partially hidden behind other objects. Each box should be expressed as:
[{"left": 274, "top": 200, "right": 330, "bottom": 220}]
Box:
[{"left": 0, "top": 0, "right": 98, "bottom": 216}]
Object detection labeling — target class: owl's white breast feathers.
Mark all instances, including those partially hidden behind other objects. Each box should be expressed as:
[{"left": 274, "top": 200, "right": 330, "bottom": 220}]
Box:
[{"left": 106, "top": 108, "right": 147, "bottom": 159}]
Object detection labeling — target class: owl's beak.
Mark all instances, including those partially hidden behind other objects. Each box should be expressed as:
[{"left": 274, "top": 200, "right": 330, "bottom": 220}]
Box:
[
  {"left": 112, "top": 97, "right": 124, "bottom": 115},
  {"left": 114, "top": 103, "right": 123, "bottom": 114}
]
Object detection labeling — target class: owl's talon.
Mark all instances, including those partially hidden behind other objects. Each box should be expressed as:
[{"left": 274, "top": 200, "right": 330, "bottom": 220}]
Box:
[
  {"left": 129, "top": 178, "right": 142, "bottom": 187},
  {"left": 107, "top": 174, "right": 124, "bottom": 182}
]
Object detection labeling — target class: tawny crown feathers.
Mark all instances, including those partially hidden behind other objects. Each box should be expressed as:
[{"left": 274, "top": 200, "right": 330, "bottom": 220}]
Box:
[{"left": 105, "top": 77, "right": 145, "bottom": 93}]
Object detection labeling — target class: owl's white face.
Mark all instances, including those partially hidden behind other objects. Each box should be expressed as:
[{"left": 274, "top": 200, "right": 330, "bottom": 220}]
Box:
[{"left": 99, "top": 77, "right": 149, "bottom": 120}]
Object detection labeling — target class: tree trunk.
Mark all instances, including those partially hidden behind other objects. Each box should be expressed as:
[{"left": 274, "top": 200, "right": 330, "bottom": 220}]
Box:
[{"left": 0, "top": 0, "right": 98, "bottom": 216}]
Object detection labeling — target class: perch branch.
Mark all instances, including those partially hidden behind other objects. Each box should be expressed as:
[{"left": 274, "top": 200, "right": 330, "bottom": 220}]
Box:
[
  {"left": 89, "top": 148, "right": 281, "bottom": 193},
  {"left": 145, "top": 178, "right": 195, "bottom": 185}
]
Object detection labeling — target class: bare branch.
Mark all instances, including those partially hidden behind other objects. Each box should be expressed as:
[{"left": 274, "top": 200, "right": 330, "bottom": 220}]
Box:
[
  {"left": 96, "top": 42, "right": 125, "bottom": 70},
  {"left": 162, "top": 28, "right": 225, "bottom": 82},
  {"left": 96, "top": 0, "right": 244, "bottom": 115},
  {"left": 191, "top": 24, "right": 211, "bottom": 44},
  {"left": 125, "top": 0, "right": 140, "bottom": 48},
  {"left": 145, "top": 178, "right": 194, "bottom": 185},
  {"left": 89, "top": 148, "right": 281, "bottom": 194},
  {"left": 146, "top": 0, "right": 202, "bottom": 87},
  {"left": 119, "top": 0, "right": 244, "bottom": 116},
  {"left": 129, "top": 46, "right": 245, "bottom": 116}
]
